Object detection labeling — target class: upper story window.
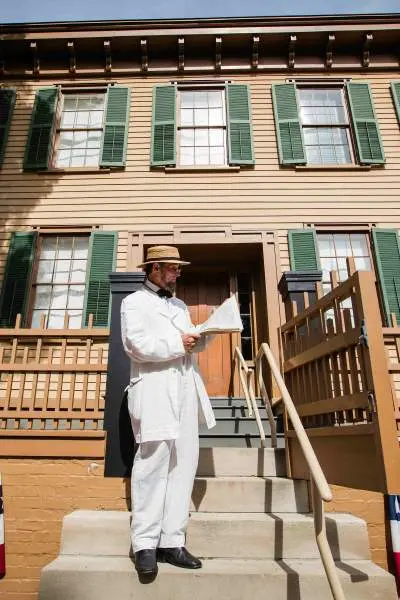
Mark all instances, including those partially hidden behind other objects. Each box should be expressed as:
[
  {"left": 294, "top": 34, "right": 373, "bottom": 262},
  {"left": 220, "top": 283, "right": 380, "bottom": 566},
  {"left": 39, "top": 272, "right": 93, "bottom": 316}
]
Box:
[
  {"left": 23, "top": 85, "right": 130, "bottom": 171},
  {"left": 272, "top": 81, "right": 385, "bottom": 167},
  {"left": 178, "top": 90, "right": 227, "bottom": 167},
  {"left": 0, "top": 88, "right": 16, "bottom": 169},
  {"left": 150, "top": 83, "right": 254, "bottom": 168},
  {"left": 55, "top": 93, "right": 105, "bottom": 168},
  {"left": 298, "top": 88, "right": 352, "bottom": 165}
]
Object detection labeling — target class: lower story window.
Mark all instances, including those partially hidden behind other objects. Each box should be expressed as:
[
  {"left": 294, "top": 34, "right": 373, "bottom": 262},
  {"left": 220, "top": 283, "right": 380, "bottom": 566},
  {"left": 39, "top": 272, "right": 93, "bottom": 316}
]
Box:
[{"left": 31, "top": 235, "right": 89, "bottom": 328}]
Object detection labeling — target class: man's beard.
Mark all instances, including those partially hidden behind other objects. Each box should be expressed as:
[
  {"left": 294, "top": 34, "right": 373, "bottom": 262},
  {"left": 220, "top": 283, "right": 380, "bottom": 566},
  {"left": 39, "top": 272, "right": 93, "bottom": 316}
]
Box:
[{"left": 164, "top": 282, "right": 176, "bottom": 294}]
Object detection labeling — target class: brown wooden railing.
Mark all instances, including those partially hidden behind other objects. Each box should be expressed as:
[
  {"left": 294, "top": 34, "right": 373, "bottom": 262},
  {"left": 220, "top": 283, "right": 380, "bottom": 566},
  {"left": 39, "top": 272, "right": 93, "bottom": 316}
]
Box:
[
  {"left": 280, "top": 260, "right": 400, "bottom": 493},
  {"left": 0, "top": 314, "right": 109, "bottom": 456}
]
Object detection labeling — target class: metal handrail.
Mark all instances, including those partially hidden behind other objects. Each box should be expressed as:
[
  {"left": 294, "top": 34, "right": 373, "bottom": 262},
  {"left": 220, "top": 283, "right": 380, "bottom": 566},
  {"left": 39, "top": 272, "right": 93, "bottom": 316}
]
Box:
[
  {"left": 256, "top": 342, "right": 345, "bottom": 600},
  {"left": 233, "top": 347, "right": 266, "bottom": 447}
]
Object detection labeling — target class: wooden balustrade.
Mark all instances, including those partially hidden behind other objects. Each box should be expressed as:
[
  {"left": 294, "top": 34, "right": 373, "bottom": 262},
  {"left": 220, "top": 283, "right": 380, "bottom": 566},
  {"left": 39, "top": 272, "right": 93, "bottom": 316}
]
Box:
[
  {"left": 383, "top": 314, "right": 400, "bottom": 443},
  {"left": 0, "top": 314, "right": 109, "bottom": 447}
]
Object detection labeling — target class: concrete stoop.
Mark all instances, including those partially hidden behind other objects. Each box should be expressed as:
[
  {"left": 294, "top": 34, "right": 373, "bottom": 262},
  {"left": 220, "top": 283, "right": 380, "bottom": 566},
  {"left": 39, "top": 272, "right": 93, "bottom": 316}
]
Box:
[{"left": 37, "top": 448, "right": 398, "bottom": 599}]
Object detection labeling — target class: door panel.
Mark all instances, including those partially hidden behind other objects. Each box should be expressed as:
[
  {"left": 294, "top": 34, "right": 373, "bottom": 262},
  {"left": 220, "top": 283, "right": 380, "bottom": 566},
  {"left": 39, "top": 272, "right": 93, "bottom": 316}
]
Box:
[{"left": 177, "top": 271, "right": 232, "bottom": 396}]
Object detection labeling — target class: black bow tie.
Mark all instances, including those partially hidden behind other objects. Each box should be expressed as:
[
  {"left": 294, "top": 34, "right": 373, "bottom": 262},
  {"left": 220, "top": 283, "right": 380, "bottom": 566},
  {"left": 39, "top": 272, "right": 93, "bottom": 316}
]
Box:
[{"left": 157, "top": 288, "right": 173, "bottom": 299}]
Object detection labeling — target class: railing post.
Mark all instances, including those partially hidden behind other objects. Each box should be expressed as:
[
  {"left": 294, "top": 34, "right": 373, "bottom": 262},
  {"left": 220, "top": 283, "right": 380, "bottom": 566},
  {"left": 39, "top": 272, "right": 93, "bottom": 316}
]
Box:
[{"left": 278, "top": 270, "right": 322, "bottom": 321}]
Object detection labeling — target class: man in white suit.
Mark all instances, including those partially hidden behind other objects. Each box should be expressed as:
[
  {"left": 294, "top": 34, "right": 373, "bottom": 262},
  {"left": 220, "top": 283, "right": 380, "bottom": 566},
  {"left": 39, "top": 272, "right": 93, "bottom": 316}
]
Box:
[{"left": 121, "top": 245, "right": 216, "bottom": 579}]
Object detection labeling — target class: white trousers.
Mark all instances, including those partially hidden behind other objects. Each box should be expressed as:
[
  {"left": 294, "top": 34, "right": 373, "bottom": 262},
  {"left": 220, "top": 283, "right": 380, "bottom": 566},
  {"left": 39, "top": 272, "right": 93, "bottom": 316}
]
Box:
[{"left": 131, "top": 373, "right": 199, "bottom": 552}]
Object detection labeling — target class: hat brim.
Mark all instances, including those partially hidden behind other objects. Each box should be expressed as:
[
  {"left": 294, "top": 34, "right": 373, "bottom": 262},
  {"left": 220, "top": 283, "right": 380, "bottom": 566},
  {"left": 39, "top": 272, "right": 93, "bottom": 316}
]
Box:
[{"left": 137, "top": 258, "right": 191, "bottom": 268}]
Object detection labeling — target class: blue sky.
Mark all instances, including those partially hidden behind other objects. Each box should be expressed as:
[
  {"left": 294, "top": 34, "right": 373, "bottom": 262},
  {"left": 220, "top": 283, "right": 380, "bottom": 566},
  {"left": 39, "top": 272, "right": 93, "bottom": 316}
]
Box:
[{"left": 2, "top": 0, "right": 399, "bottom": 24}]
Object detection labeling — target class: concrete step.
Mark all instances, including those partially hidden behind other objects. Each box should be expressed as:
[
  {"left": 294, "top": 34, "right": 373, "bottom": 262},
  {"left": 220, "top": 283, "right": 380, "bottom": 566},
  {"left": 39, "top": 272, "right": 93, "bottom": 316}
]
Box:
[
  {"left": 197, "top": 447, "right": 286, "bottom": 477},
  {"left": 201, "top": 417, "right": 272, "bottom": 435},
  {"left": 199, "top": 433, "right": 285, "bottom": 448},
  {"left": 60, "top": 510, "right": 372, "bottom": 561},
  {"left": 210, "top": 397, "right": 263, "bottom": 408},
  {"left": 211, "top": 405, "right": 267, "bottom": 418},
  {"left": 190, "top": 476, "right": 309, "bottom": 513},
  {"left": 38, "top": 556, "right": 398, "bottom": 600}
]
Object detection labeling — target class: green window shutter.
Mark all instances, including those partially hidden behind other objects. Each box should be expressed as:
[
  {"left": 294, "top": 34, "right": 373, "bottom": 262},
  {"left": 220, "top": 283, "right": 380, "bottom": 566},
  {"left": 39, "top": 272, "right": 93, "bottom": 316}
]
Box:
[
  {"left": 100, "top": 85, "right": 130, "bottom": 167},
  {"left": 150, "top": 85, "right": 176, "bottom": 166},
  {"left": 288, "top": 229, "right": 320, "bottom": 271},
  {"left": 226, "top": 84, "right": 254, "bottom": 165},
  {"left": 271, "top": 83, "right": 306, "bottom": 165},
  {"left": 23, "top": 87, "right": 58, "bottom": 170},
  {"left": 372, "top": 229, "right": 400, "bottom": 325},
  {"left": 390, "top": 82, "right": 400, "bottom": 125},
  {"left": 83, "top": 231, "right": 117, "bottom": 327},
  {"left": 0, "top": 88, "right": 16, "bottom": 168},
  {"left": 346, "top": 82, "right": 385, "bottom": 165},
  {"left": 0, "top": 232, "right": 37, "bottom": 327}
]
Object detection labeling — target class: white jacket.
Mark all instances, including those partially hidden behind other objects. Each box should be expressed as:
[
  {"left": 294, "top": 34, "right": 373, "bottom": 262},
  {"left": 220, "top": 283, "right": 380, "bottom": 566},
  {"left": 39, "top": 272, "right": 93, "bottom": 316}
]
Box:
[{"left": 121, "top": 285, "right": 216, "bottom": 443}]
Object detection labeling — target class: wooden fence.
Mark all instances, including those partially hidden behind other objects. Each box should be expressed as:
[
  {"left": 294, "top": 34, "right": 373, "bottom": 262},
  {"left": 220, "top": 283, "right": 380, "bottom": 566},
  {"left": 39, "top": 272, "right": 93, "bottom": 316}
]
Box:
[
  {"left": 280, "top": 261, "right": 400, "bottom": 493},
  {"left": 0, "top": 314, "right": 109, "bottom": 457}
]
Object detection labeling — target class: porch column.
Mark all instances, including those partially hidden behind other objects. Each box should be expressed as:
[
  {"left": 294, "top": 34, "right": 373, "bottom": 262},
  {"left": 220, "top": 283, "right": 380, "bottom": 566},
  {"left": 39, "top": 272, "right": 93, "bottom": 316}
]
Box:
[
  {"left": 104, "top": 272, "right": 145, "bottom": 477},
  {"left": 278, "top": 270, "right": 322, "bottom": 321}
]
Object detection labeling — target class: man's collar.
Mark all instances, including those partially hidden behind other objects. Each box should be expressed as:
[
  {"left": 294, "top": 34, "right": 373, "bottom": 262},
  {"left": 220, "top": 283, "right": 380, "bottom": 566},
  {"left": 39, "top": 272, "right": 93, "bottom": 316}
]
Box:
[{"left": 144, "top": 278, "right": 161, "bottom": 294}]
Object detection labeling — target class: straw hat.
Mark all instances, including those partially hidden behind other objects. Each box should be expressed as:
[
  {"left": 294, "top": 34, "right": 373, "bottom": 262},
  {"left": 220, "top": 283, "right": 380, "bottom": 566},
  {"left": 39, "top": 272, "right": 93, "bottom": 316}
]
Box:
[{"left": 137, "top": 245, "right": 191, "bottom": 268}]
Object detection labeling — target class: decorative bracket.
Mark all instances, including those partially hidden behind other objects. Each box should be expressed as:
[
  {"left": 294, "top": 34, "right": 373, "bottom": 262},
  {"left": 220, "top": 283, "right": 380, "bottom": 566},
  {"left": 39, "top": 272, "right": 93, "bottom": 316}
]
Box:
[
  {"left": 67, "top": 41, "right": 76, "bottom": 74},
  {"left": 363, "top": 33, "right": 373, "bottom": 68},
  {"left": 104, "top": 40, "right": 111, "bottom": 73},
  {"left": 141, "top": 39, "right": 148, "bottom": 73},
  {"left": 325, "top": 34, "right": 335, "bottom": 69},
  {"left": 288, "top": 35, "right": 296, "bottom": 69},
  {"left": 30, "top": 41, "right": 39, "bottom": 76},
  {"left": 215, "top": 36, "right": 222, "bottom": 71},
  {"left": 252, "top": 35, "right": 259, "bottom": 69},
  {"left": 178, "top": 37, "right": 184, "bottom": 72}
]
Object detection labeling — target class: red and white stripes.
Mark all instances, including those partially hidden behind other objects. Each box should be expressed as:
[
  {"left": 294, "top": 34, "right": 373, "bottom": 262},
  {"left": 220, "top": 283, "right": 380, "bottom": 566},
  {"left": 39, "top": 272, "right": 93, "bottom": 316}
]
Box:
[
  {"left": 0, "top": 474, "right": 5, "bottom": 578},
  {"left": 388, "top": 494, "right": 400, "bottom": 593}
]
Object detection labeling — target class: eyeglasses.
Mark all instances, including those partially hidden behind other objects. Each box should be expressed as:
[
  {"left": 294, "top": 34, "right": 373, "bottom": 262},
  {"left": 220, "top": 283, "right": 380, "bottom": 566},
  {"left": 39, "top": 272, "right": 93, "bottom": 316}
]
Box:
[{"left": 163, "top": 264, "right": 182, "bottom": 273}]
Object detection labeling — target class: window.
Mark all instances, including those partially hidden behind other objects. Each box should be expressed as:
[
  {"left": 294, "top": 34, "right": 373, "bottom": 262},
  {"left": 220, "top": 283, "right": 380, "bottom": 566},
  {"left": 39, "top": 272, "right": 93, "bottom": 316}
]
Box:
[
  {"left": 0, "top": 231, "right": 117, "bottom": 329},
  {"left": 31, "top": 235, "right": 89, "bottom": 328},
  {"left": 298, "top": 89, "right": 352, "bottom": 165},
  {"left": 55, "top": 94, "right": 105, "bottom": 168},
  {"left": 272, "top": 82, "right": 385, "bottom": 166},
  {"left": 150, "top": 83, "right": 254, "bottom": 168},
  {"left": 317, "top": 232, "right": 372, "bottom": 295},
  {"left": 0, "top": 88, "right": 16, "bottom": 168},
  {"left": 23, "top": 85, "right": 130, "bottom": 171},
  {"left": 178, "top": 90, "right": 227, "bottom": 166}
]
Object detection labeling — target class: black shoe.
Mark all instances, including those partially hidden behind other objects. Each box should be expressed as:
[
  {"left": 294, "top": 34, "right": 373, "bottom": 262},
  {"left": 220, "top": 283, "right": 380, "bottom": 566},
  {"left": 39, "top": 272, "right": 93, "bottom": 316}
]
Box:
[
  {"left": 157, "top": 547, "right": 202, "bottom": 569},
  {"left": 134, "top": 549, "right": 158, "bottom": 578}
]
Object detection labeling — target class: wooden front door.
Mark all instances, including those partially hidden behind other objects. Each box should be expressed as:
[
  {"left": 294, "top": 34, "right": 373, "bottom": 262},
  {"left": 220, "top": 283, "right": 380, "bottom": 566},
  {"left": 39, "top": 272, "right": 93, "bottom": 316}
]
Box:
[{"left": 177, "top": 270, "right": 233, "bottom": 396}]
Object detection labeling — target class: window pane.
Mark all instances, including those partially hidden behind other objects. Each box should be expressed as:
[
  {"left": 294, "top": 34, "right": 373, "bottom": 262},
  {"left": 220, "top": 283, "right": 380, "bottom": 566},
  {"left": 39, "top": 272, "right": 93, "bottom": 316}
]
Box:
[
  {"left": 77, "top": 97, "right": 92, "bottom": 110},
  {"left": 351, "top": 234, "right": 369, "bottom": 257},
  {"left": 194, "top": 109, "right": 208, "bottom": 126},
  {"left": 75, "top": 111, "right": 89, "bottom": 127},
  {"left": 335, "top": 235, "right": 352, "bottom": 257},
  {"left": 303, "top": 128, "right": 318, "bottom": 145},
  {"left": 209, "top": 147, "right": 225, "bottom": 165},
  {"left": 63, "top": 97, "right": 77, "bottom": 110},
  {"left": 61, "top": 111, "right": 75, "bottom": 128},
  {"left": 70, "top": 152, "right": 85, "bottom": 167},
  {"left": 33, "top": 285, "right": 52, "bottom": 309},
  {"left": 305, "top": 146, "right": 321, "bottom": 164},
  {"left": 209, "top": 108, "right": 224, "bottom": 126},
  {"left": 318, "top": 235, "right": 335, "bottom": 257},
  {"left": 53, "top": 260, "right": 71, "bottom": 283},
  {"left": 36, "top": 260, "right": 54, "bottom": 284},
  {"left": 51, "top": 286, "right": 68, "bottom": 309},
  {"left": 180, "top": 91, "right": 195, "bottom": 109},
  {"left": 180, "top": 109, "right": 193, "bottom": 126},
  {"left": 70, "top": 260, "right": 87, "bottom": 283},
  {"left": 73, "top": 237, "right": 89, "bottom": 259},
  {"left": 73, "top": 131, "right": 87, "bottom": 148},
  {"left": 209, "top": 129, "right": 224, "bottom": 146},
  {"left": 41, "top": 237, "right": 57, "bottom": 259},
  {"left": 195, "top": 129, "right": 209, "bottom": 146},
  {"left": 67, "top": 285, "right": 85, "bottom": 309},
  {"left": 180, "top": 147, "right": 194, "bottom": 165},
  {"left": 85, "top": 152, "right": 99, "bottom": 167},
  {"left": 56, "top": 150, "right": 71, "bottom": 167},
  {"left": 58, "top": 237, "right": 73, "bottom": 259},
  {"left": 355, "top": 256, "right": 371, "bottom": 271},
  {"left": 59, "top": 132, "right": 73, "bottom": 149},
  {"left": 32, "top": 310, "right": 47, "bottom": 328},
  {"left": 89, "top": 110, "right": 103, "bottom": 127},
  {"left": 47, "top": 311, "right": 65, "bottom": 329},
  {"left": 87, "top": 131, "right": 102, "bottom": 146},
  {"left": 180, "top": 129, "right": 194, "bottom": 146},
  {"left": 195, "top": 146, "right": 209, "bottom": 165},
  {"left": 67, "top": 311, "right": 83, "bottom": 329},
  {"left": 208, "top": 91, "right": 223, "bottom": 107},
  {"left": 194, "top": 91, "right": 208, "bottom": 109},
  {"left": 90, "top": 95, "right": 105, "bottom": 109}
]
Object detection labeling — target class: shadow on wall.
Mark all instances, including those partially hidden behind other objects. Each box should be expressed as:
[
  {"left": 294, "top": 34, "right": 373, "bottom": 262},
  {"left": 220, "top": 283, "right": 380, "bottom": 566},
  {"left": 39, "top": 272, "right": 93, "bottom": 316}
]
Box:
[{"left": 0, "top": 80, "right": 62, "bottom": 292}]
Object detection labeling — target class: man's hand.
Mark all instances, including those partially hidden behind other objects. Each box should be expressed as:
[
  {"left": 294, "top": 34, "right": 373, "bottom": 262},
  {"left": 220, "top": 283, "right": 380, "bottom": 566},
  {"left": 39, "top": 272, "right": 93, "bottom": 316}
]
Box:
[{"left": 181, "top": 332, "right": 201, "bottom": 353}]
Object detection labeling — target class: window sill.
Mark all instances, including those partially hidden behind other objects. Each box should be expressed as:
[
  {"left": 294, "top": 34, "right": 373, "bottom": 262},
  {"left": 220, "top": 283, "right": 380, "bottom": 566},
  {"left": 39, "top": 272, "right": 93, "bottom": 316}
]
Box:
[
  {"left": 37, "top": 167, "right": 112, "bottom": 175},
  {"left": 294, "top": 164, "right": 383, "bottom": 171},
  {"left": 164, "top": 166, "right": 241, "bottom": 173}
]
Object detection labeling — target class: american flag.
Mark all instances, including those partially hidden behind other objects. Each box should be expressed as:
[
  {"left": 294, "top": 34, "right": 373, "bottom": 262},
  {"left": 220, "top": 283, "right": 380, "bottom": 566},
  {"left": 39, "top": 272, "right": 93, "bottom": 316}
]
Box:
[
  {"left": 0, "top": 473, "right": 5, "bottom": 578},
  {"left": 388, "top": 494, "right": 400, "bottom": 594}
]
